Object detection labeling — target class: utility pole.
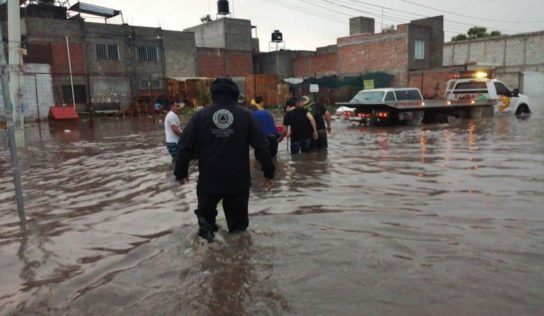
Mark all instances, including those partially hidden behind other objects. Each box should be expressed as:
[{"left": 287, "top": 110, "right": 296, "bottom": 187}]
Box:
[
  {"left": 0, "top": 1, "right": 26, "bottom": 227},
  {"left": 8, "top": 0, "right": 24, "bottom": 146},
  {"left": 65, "top": 36, "right": 76, "bottom": 109}
]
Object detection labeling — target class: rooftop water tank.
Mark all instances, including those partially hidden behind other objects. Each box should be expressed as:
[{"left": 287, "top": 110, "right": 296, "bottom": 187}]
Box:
[
  {"left": 218, "top": 0, "right": 230, "bottom": 15},
  {"left": 271, "top": 30, "right": 283, "bottom": 43}
]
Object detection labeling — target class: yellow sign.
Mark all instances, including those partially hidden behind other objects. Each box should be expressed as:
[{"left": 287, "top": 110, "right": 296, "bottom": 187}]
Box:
[
  {"left": 364, "top": 80, "right": 375, "bottom": 90},
  {"left": 497, "top": 95, "right": 511, "bottom": 112}
]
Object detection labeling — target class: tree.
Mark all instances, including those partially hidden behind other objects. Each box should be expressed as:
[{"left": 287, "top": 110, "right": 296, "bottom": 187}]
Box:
[
  {"left": 451, "top": 26, "right": 502, "bottom": 42},
  {"left": 467, "top": 26, "right": 488, "bottom": 39},
  {"left": 451, "top": 34, "right": 468, "bottom": 41},
  {"left": 489, "top": 30, "right": 502, "bottom": 37}
]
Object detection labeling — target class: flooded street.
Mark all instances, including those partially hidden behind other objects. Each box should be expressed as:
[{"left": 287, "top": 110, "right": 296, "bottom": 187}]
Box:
[{"left": 1, "top": 105, "right": 544, "bottom": 315}]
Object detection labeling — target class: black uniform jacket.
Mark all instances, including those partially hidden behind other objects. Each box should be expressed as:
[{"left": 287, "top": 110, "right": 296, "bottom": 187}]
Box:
[{"left": 174, "top": 101, "right": 275, "bottom": 195}]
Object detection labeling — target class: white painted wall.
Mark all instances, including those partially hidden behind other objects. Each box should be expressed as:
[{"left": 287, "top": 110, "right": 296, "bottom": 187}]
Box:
[
  {"left": 0, "top": 63, "right": 54, "bottom": 121},
  {"left": 522, "top": 71, "right": 544, "bottom": 98}
]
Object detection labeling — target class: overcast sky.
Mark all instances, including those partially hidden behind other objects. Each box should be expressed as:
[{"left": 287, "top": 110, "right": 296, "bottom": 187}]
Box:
[{"left": 73, "top": 0, "right": 544, "bottom": 51}]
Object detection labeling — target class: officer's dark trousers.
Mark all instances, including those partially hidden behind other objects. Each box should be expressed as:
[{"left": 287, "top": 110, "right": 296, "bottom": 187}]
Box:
[{"left": 196, "top": 187, "right": 250, "bottom": 233}]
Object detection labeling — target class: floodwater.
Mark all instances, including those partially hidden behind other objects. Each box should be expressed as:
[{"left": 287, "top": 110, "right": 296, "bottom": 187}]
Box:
[{"left": 1, "top": 105, "right": 543, "bottom": 315}]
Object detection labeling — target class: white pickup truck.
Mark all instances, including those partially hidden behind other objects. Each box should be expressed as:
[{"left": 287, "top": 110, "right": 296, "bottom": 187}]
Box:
[
  {"left": 445, "top": 78, "right": 531, "bottom": 117},
  {"left": 336, "top": 77, "right": 531, "bottom": 126}
]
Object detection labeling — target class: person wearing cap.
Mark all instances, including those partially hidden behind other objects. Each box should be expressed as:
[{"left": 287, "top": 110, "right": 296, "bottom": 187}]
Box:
[
  {"left": 164, "top": 102, "right": 183, "bottom": 161},
  {"left": 279, "top": 96, "right": 318, "bottom": 154},
  {"left": 174, "top": 78, "right": 275, "bottom": 243}
]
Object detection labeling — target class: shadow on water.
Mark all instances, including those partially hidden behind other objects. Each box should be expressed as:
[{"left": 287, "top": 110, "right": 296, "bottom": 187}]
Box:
[{"left": 1, "top": 107, "right": 544, "bottom": 314}]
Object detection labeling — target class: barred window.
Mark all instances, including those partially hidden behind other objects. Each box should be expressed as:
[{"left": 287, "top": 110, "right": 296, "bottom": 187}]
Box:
[
  {"left": 139, "top": 79, "right": 162, "bottom": 90},
  {"left": 96, "top": 43, "right": 119, "bottom": 60},
  {"left": 137, "top": 46, "right": 159, "bottom": 62}
]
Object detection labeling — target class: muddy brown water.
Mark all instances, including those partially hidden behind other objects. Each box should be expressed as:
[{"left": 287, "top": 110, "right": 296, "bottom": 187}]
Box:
[{"left": 1, "top": 106, "right": 543, "bottom": 315}]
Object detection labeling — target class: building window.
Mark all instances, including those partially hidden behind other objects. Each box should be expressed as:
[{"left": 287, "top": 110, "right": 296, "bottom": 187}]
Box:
[
  {"left": 96, "top": 43, "right": 119, "bottom": 60},
  {"left": 137, "top": 46, "right": 159, "bottom": 62},
  {"left": 415, "top": 40, "right": 425, "bottom": 60},
  {"left": 139, "top": 79, "right": 162, "bottom": 90}
]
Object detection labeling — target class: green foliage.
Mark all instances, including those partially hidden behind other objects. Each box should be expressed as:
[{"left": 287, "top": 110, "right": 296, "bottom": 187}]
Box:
[
  {"left": 451, "top": 34, "right": 468, "bottom": 42},
  {"left": 489, "top": 30, "right": 502, "bottom": 37},
  {"left": 467, "top": 26, "right": 488, "bottom": 38},
  {"left": 451, "top": 26, "right": 502, "bottom": 42}
]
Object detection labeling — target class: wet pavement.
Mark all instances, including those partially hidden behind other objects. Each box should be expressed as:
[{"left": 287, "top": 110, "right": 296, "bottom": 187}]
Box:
[{"left": 1, "top": 105, "right": 543, "bottom": 315}]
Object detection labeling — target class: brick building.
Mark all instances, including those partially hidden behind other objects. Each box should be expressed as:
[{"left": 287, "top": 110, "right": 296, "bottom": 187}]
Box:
[
  {"left": 256, "top": 16, "right": 444, "bottom": 88},
  {"left": 3, "top": 2, "right": 199, "bottom": 112},
  {"left": 184, "top": 17, "right": 256, "bottom": 91}
]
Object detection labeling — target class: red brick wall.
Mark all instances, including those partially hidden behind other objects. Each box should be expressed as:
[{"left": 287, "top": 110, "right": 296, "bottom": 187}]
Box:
[
  {"left": 50, "top": 41, "right": 86, "bottom": 75},
  {"left": 294, "top": 52, "right": 337, "bottom": 78},
  {"left": 291, "top": 32, "right": 410, "bottom": 86},
  {"left": 337, "top": 36, "right": 408, "bottom": 76},
  {"left": 198, "top": 48, "right": 253, "bottom": 77},
  {"left": 408, "top": 67, "right": 464, "bottom": 99}
]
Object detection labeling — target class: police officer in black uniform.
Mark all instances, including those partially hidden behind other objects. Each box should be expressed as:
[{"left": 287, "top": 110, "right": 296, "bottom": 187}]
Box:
[{"left": 174, "top": 78, "right": 275, "bottom": 243}]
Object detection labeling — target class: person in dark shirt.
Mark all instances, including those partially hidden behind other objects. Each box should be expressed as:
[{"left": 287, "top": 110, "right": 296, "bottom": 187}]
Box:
[
  {"left": 250, "top": 96, "right": 281, "bottom": 158},
  {"left": 174, "top": 78, "right": 275, "bottom": 243},
  {"left": 280, "top": 97, "right": 318, "bottom": 154},
  {"left": 307, "top": 97, "right": 332, "bottom": 151}
]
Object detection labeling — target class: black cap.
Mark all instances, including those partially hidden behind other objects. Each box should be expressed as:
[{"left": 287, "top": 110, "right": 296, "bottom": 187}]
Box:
[{"left": 210, "top": 77, "right": 240, "bottom": 101}]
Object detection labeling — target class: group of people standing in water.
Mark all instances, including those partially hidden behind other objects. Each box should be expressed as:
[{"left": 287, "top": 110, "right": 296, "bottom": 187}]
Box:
[
  {"left": 249, "top": 94, "right": 332, "bottom": 156},
  {"left": 163, "top": 78, "right": 332, "bottom": 242}
]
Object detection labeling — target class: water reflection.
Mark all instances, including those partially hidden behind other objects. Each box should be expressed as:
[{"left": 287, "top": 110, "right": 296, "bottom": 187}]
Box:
[
  {"left": 1, "top": 108, "right": 543, "bottom": 314},
  {"left": 190, "top": 234, "right": 289, "bottom": 315}
]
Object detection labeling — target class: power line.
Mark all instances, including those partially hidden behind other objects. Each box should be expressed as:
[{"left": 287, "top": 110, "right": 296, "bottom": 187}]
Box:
[
  {"left": 319, "top": 0, "right": 532, "bottom": 35},
  {"left": 337, "top": 0, "right": 519, "bottom": 33},
  {"left": 401, "top": 0, "right": 544, "bottom": 24},
  {"left": 313, "top": 0, "right": 480, "bottom": 33},
  {"left": 255, "top": 0, "right": 346, "bottom": 25}
]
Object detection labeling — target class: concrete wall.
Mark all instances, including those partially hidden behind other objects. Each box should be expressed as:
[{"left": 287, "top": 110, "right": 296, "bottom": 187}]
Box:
[
  {"left": 443, "top": 31, "right": 544, "bottom": 91},
  {"left": 24, "top": 16, "right": 83, "bottom": 41},
  {"left": 224, "top": 19, "right": 253, "bottom": 51},
  {"left": 407, "top": 24, "right": 431, "bottom": 70},
  {"left": 521, "top": 71, "right": 544, "bottom": 98},
  {"left": 409, "top": 16, "right": 444, "bottom": 69},
  {"left": 163, "top": 30, "right": 198, "bottom": 78},
  {"left": 0, "top": 64, "right": 54, "bottom": 120},
  {"left": 187, "top": 20, "right": 226, "bottom": 49},
  {"left": 350, "top": 17, "right": 375, "bottom": 36},
  {"left": 255, "top": 50, "right": 299, "bottom": 79},
  {"left": 185, "top": 18, "right": 253, "bottom": 52}
]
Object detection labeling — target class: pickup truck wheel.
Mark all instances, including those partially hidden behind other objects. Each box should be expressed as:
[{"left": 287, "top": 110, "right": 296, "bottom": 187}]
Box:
[{"left": 515, "top": 104, "right": 530, "bottom": 118}]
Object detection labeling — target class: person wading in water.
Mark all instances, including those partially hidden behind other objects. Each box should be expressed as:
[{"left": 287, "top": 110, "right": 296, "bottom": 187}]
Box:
[{"left": 174, "top": 78, "right": 275, "bottom": 242}]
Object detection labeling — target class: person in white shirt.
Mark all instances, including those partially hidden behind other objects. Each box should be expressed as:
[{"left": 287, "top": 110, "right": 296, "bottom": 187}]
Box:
[{"left": 164, "top": 102, "right": 183, "bottom": 161}]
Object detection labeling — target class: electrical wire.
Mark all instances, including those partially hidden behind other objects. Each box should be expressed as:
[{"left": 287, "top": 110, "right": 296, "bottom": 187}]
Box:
[{"left": 401, "top": 0, "right": 544, "bottom": 24}]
